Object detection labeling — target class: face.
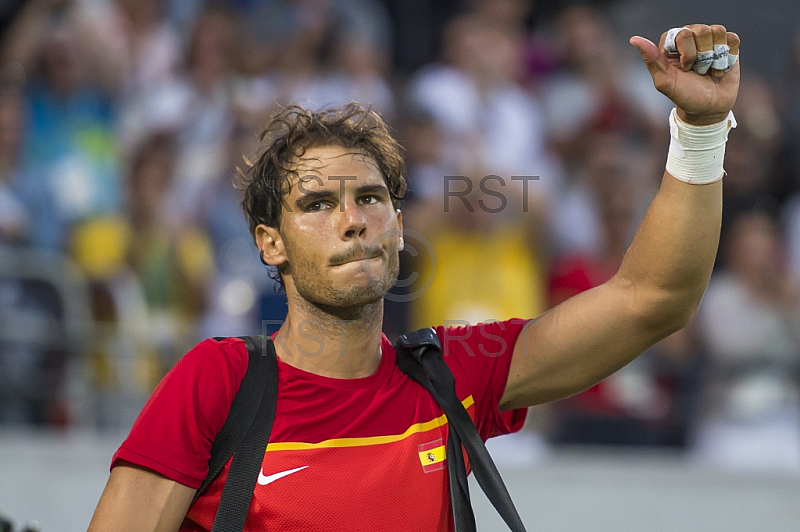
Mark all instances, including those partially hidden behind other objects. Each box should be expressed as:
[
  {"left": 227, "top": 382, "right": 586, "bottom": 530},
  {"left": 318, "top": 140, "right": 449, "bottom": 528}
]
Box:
[{"left": 256, "top": 145, "right": 403, "bottom": 309}]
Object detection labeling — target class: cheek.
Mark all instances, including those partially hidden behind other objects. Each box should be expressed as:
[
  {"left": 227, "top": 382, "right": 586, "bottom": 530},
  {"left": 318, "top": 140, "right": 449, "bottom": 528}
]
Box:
[
  {"left": 282, "top": 214, "right": 327, "bottom": 243},
  {"left": 282, "top": 225, "right": 331, "bottom": 268},
  {"left": 381, "top": 217, "right": 403, "bottom": 248},
  {"left": 374, "top": 208, "right": 401, "bottom": 234}
]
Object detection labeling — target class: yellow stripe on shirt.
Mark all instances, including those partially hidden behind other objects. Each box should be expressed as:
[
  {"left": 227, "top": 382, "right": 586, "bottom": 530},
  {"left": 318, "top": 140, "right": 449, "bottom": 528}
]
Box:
[{"left": 266, "top": 395, "right": 475, "bottom": 451}]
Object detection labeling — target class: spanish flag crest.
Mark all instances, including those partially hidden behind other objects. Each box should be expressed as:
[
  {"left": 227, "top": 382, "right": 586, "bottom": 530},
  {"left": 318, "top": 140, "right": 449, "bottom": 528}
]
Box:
[{"left": 418, "top": 438, "right": 446, "bottom": 473}]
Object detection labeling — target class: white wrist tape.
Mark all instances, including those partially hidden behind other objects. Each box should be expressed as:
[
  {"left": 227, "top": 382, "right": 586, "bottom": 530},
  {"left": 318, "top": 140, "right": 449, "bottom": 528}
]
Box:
[{"left": 665, "top": 108, "right": 737, "bottom": 184}]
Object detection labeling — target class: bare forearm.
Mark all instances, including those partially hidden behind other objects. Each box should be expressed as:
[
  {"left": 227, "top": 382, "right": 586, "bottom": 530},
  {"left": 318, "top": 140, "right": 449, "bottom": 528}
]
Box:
[{"left": 615, "top": 171, "right": 722, "bottom": 329}]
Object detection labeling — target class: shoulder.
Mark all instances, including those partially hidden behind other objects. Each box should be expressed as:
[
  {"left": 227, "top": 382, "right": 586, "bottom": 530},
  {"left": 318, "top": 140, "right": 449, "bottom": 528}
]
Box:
[
  {"left": 149, "top": 337, "right": 250, "bottom": 410},
  {"left": 433, "top": 319, "right": 529, "bottom": 359},
  {"left": 111, "top": 337, "right": 254, "bottom": 484},
  {"left": 185, "top": 336, "right": 249, "bottom": 367},
  {"left": 430, "top": 319, "right": 529, "bottom": 393},
  {"left": 170, "top": 337, "right": 249, "bottom": 381},
  {"left": 429, "top": 320, "right": 530, "bottom": 438}
]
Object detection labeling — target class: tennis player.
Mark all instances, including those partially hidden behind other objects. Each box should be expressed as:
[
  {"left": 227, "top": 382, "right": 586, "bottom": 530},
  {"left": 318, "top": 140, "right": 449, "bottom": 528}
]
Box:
[{"left": 89, "top": 23, "right": 740, "bottom": 531}]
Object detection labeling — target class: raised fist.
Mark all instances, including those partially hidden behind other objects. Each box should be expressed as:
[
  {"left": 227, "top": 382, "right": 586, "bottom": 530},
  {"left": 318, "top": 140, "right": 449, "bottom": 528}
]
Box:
[{"left": 630, "top": 24, "right": 740, "bottom": 125}]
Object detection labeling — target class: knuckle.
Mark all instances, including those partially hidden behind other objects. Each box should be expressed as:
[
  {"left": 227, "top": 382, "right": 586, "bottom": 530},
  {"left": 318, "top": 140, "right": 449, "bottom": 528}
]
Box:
[
  {"left": 694, "top": 25, "right": 712, "bottom": 37},
  {"left": 728, "top": 32, "right": 741, "bottom": 44},
  {"left": 680, "top": 46, "right": 697, "bottom": 58},
  {"left": 710, "top": 24, "right": 727, "bottom": 33}
]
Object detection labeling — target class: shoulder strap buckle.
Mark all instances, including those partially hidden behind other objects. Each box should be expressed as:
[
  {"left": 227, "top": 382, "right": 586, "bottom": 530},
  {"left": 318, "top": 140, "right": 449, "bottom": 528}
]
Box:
[{"left": 396, "top": 327, "right": 440, "bottom": 362}]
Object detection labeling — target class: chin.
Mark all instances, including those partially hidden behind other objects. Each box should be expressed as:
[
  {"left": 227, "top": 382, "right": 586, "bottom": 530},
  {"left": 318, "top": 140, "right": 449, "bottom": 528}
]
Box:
[
  {"left": 315, "top": 273, "right": 398, "bottom": 309},
  {"left": 292, "top": 278, "right": 381, "bottom": 309},
  {"left": 331, "top": 282, "right": 388, "bottom": 307},
  {"left": 292, "top": 259, "right": 400, "bottom": 309}
]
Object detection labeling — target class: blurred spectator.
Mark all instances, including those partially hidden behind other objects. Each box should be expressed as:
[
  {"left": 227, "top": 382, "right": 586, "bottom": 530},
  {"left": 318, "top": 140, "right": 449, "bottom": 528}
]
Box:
[
  {"left": 780, "top": 25, "right": 800, "bottom": 281},
  {"left": 199, "top": 118, "right": 285, "bottom": 338},
  {"left": 548, "top": 132, "right": 650, "bottom": 255},
  {"left": 236, "top": 0, "right": 395, "bottom": 115},
  {"left": 406, "top": 10, "right": 557, "bottom": 265},
  {"left": 718, "top": 76, "right": 784, "bottom": 249},
  {"left": 127, "top": 7, "right": 239, "bottom": 227},
  {"left": 539, "top": 4, "right": 670, "bottom": 173},
  {"left": 403, "top": 17, "right": 552, "bottom": 327},
  {"left": 407, "top": 179, "right": 546, "bottom": 330},
  {"left": 0, "top": 0, "right": 794, "bottom": 458},
  {"left": 468, "top": 0, "right": 532, "bottom": 36},
  {"left": 396, "top": 107, "right": 449, "bottom": 203},
  {"left": 548, "top": 135, "right": 638, "bottom": 305},
  {"left": 0, "top": 84, "right": 30, "bottom": 244},
  {"left": 381, "top": 0, "right": 460, "bottom": 76},
  {"left": 0, "top": 248, "right": 71, "bottom": 426},
  {"left": 408, "top": 12, "right": 556, "bottom": 186},
  {"left": 2, "top": 1, "right": 121, "bottom": 249},
  {"left": 774, "top": 24, "right": 800, "bottom": 203},
  {"left": 124, "top": 132, "right": 212, "bottom": 331},
  {"left": 84, "top": 0, "right": 182, "bottom": 149},
  {"left": 69, "top": 132, "right": 214, "bottom": 404},
  {"left": 692, "top": 211, "right": 800, "bottom": 471},
  {"left": 0, "top": 74, "right": 77, "bottom": 422},
  {"left": 545, "top": 134, "right": 697, "bottom": 446}
]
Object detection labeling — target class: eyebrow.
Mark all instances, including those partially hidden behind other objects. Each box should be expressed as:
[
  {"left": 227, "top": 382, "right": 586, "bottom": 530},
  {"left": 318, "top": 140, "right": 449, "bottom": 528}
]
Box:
[
  {"left": 354, "top": 184, "right": 390, "bottom": 196},
  {"left": 295, "top": 184, "right": 389, "bottom": 207}
]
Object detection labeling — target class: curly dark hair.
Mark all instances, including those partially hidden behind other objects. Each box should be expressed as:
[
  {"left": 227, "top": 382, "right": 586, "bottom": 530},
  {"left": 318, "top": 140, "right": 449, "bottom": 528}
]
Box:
[{"left": 238, "top": 103, "right": 407, "bottom": 287}]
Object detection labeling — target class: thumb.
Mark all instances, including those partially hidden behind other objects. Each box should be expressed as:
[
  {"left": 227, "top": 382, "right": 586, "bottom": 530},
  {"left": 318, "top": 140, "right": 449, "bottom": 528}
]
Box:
[{"left": 629, "top": 36, "right": 665, "bottom": 75}]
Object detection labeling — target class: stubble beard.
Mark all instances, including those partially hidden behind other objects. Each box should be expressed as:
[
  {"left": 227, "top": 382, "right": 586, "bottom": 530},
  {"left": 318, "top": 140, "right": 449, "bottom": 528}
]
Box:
[{"left": 288, "top": 249, "right": 400, "bottom": 310}]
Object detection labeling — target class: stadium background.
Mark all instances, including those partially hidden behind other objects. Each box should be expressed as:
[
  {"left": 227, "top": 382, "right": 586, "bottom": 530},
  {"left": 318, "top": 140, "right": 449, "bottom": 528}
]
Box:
[{"left": 1, "top": 0, "right": 799, "bottom": 530}]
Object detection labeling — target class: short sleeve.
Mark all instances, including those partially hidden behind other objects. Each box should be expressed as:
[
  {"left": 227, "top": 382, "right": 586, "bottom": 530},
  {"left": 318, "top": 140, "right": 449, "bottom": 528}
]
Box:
[
  {"left": 111, "top": 338, "right": 248, "bottom": 488},
  {"left": 434, "top": 318, "right": 530, "bottom": 440}
]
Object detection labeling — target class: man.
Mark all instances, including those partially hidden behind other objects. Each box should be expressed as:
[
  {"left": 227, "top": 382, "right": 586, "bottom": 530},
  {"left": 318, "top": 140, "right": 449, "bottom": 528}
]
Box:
[{"left": 89, "top": 24, "right": 740, "bottom": 531}]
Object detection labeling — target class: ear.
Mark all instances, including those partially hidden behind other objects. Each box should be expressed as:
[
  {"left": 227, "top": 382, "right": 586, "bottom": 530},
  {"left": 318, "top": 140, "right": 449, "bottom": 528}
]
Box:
[
  {"left": 395, "top": 209, "right": 404, "bottom": 251},
  {"left": 255, "top": 224, "right": 288, "bottom": 266}
]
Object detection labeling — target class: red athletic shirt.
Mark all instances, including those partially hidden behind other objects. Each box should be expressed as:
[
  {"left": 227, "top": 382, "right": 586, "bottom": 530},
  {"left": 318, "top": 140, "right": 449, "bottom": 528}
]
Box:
[{"left": 112, "top": 319, "right": 529, "bottom": 531}]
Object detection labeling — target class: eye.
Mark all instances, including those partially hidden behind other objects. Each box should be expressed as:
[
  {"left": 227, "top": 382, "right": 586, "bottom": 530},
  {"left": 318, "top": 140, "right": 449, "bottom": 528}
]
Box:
[
  {"left": 359, "top": 195, "right": 380, "bottom": 205},
  {"left": 305, "top": 200, "right": 332, "bottom": 212}
]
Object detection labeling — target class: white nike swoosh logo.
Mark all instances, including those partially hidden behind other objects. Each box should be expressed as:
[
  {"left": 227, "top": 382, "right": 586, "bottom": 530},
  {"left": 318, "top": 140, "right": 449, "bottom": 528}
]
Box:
[{"left": 257, "top": 465, "right": 309, "bottom": 486}]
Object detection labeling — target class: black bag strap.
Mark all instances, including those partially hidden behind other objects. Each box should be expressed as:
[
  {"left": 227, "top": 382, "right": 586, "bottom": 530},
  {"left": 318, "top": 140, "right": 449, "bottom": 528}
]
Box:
[
  {"left": 191, "top": 336, "right": 279, "bottom": 532},
  {"left": 395, "top": 328, "right": 527, "bottom": 532}
]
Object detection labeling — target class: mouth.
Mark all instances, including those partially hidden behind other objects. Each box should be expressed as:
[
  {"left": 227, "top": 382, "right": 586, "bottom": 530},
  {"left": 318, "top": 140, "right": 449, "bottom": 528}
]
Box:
[
  {"left": 330, "top": 250, "right": 384, "bottom": 267},
  {"left": 332, "top": 255, "right": 382, "bottom": 267}
]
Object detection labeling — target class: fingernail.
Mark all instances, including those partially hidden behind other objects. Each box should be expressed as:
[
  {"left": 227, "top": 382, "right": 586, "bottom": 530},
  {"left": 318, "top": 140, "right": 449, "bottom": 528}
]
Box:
[{"left": 714, "top": 70, "right": 724, "bottom": 77}]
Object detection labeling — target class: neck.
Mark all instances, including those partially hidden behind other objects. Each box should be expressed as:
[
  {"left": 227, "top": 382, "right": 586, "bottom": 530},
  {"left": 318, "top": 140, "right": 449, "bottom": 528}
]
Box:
[{"left": 274, "top": 291, "right": 385, "bottom": 379}]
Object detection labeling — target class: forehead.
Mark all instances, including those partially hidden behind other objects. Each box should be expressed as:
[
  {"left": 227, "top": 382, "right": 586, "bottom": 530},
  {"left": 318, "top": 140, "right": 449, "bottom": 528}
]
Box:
[{"left": 288, "top": 145, "right": 384, "bottom": 193}]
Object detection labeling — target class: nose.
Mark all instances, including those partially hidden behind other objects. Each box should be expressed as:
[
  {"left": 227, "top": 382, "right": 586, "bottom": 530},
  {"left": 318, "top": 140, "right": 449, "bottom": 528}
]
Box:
[{"left": 339, "top": 197, "right": 367, "bottom": 240}]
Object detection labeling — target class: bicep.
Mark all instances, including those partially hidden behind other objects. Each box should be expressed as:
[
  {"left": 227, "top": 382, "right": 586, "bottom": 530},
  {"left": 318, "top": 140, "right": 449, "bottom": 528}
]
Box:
[
  {"left": 88, "top": 463, "right": 196, "bottom": 532},
  {"left": 501, "top": 277, "right": 672, "bottom": 409}
]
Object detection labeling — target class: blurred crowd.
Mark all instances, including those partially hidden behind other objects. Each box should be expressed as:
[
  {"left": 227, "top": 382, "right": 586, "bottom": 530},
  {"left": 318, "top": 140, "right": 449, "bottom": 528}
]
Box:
[{"left": 0, "top": 0, "right": 799, "bottom": 474}]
